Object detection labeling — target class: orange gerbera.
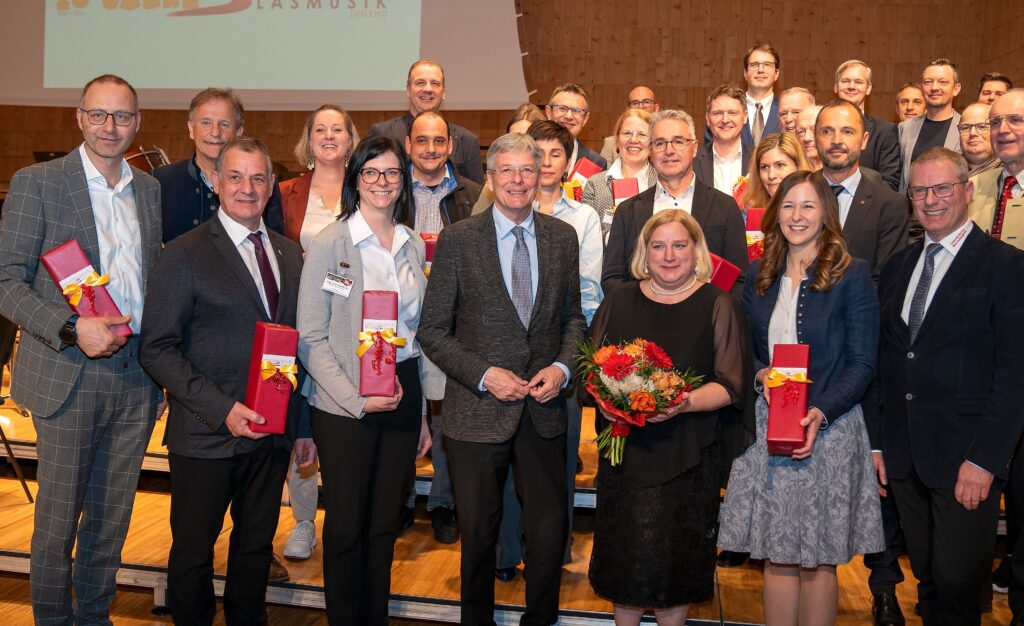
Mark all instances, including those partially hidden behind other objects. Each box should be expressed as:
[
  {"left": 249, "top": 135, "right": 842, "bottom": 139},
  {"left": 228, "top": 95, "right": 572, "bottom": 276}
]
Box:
[
  {"left": 593, "top": 345, "right": 619, "bottom": 366},
  {"left": 629, "top": 390, "right": 657, "bottom": 413}
]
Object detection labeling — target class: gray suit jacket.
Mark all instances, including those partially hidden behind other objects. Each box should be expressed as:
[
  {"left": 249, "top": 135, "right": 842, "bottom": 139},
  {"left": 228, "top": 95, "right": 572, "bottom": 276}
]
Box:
[
  {"left": 0, "top": 149, "right": 162, "bottom": 417},
  {"left": 296, "top": 217, "right": 445, "bottom": 420},
  {"left": 897, "top": 111, "right": 962, "bottom": 193},
  {"left": 140, "top": 216, "right": 309, "bottom": 458},
  {"left": 418, "top": 208, "right": 587, "bottom": 444}
]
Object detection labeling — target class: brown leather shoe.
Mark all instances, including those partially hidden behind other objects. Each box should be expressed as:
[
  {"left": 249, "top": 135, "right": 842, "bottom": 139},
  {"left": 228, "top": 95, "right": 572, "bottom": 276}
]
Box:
[{"left": 268, "top": 553, "right": 290, "bottom": 583}]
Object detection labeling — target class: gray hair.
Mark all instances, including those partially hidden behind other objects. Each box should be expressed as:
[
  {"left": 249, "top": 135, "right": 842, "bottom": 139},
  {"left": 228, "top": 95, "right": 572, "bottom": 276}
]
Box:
[
  {"left": 780, "top": 87, "right": 816, "bottom": 105},
  {"left": 909, "top": 147, "right": 969, "bottom": 186},
  {"left": 486, "top": 132, "right": 542, "bottom": 171},
  {"left": 648, "top": 109, "right": 697, "bottom": 139},
  {"left": 215, "top": 136, "right": 273, "bottom": 175},
  {"left": 835, "top": 60, "right": 873, "bottom": 86}
]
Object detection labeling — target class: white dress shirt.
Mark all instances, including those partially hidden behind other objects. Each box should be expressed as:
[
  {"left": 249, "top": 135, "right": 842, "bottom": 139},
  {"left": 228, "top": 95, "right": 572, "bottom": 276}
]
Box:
[
  {"left": 900, "top": 220, "right": 973, "bottom": 323},
  {"left": 216, "top": 209, "right": 281, "bottom": 318},
  {"left": 348, "top": 209, "right": 421, "bottom": 361},
  {"left": 712, "top": 145, "right": 744, "bottom": 196},
  {"left": 79, "top": 144, "right": 145, "bottom": 333},
  {"left": 299, "top": 192, "right": 341, "bottom": 252},
  {"left": 653, "top": 175, "right": 697, "bottom": 214},
  {"left": 826, "top": 168, "right": 863, "bottom": 227},
  {"left": 746, "top": 92, "right": 775, "bottom": 134}
]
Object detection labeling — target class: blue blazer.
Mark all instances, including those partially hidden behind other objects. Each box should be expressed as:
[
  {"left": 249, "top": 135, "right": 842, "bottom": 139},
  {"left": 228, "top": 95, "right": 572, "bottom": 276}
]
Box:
[
  {"left": 742, "top": 257, "right": 878, "bottom": 423},
  {"left": 703, "top": 96, "right": 781, "bottom": 147}
]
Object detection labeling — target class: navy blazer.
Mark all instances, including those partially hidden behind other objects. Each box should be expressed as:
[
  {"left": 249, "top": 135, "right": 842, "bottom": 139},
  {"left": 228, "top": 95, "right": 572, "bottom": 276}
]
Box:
[
  {"left": 861, "top": 115, "right": 901, "bottom": 191},
  {"left": 742, "top": 258, "right": 878, "bottom": 423}
]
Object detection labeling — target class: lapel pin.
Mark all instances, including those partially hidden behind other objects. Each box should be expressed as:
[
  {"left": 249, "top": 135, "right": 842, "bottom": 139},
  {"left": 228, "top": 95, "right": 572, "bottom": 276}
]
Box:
[{"left": 340, "top": 261, "right": 350, "bottom": 269}]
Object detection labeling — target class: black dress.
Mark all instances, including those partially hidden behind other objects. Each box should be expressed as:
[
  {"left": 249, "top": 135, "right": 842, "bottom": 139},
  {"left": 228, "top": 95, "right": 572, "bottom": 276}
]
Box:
[{"left": 587, "top": 281, "right": 749, "bottom": 608}]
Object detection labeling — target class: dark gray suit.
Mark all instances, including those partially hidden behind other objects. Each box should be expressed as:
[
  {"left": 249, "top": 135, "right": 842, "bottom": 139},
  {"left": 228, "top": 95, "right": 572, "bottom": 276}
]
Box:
[
  {"left": 0, "top": 148, "right": 164, "bottom": 624},
  {"left": 861, "top": 114, "right": 902, "bottom": 191},
  {"left": 139, "top": 215, "right": 307, "bottom": 624},
  {"left": 840, "top": 167, "right": 910, "bottom": 285},
  {"left": 418, "top": 208, "right": 586, "bottom": 626},
  {"left": 693, "top": 140, "right": 752, "bottom": 192},
  {"left": 367, "top": 113, "right": 484, "bottom": 184}
]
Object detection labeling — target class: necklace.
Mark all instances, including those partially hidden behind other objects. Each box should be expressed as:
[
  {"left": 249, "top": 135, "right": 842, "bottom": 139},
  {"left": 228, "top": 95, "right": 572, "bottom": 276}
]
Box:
[{"left": 648, "top": 273, "right": 698, "bottom": 296}]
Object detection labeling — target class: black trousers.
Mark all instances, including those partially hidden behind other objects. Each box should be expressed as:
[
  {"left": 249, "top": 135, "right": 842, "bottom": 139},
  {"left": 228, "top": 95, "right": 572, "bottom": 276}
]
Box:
[
  {"left": 1008, "top": 434, "right": 1024, "bottom": 614},
  {"left": 862, "top": 491, "right": 906, "bottom": 595},
  {"left": 445, "top": 406, "right": 568, "bottom": 626},
  {"left": 891, "top": 468, "right": 1001, "bottom": 626},
  {"left": 167, "top": 440, "right": 290, "bottom": 626},
  {"left": 311, "top": 358, "right": 421, "bottom": 626}
]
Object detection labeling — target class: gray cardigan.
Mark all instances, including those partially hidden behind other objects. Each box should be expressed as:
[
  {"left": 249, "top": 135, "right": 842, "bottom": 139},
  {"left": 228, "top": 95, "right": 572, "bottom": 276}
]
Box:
[{"left": 297, "top": 216, "right": 445, "bottom": 419}]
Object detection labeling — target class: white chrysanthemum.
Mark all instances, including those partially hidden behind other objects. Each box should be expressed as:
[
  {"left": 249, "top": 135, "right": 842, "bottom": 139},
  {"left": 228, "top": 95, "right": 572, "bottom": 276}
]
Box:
[{"left": 599, "top": 372, "right": 645, "bottom": 396}]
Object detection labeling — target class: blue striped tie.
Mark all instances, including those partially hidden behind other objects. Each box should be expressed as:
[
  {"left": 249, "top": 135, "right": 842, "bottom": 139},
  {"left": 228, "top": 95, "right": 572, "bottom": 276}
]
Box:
[{"left": 908, "top": 243, "right": 942, "bottom": 343}]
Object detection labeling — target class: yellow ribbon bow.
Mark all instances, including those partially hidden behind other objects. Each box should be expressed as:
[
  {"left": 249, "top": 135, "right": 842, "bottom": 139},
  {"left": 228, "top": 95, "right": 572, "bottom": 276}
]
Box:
[
  {"left": 562, "top": 180, "right": 583, "bottom": 201},
  {"left": 260, "top": 361, "right": 298, "bottom": 390},
  {"left": 765, "top": 368, "right": 812, "bottom": 388},
  {"left": 62, "top": 271, "right": 110, "bottom": 307},
  {"left": 356, "top": 328, "right": 407, "bottom": 358}
]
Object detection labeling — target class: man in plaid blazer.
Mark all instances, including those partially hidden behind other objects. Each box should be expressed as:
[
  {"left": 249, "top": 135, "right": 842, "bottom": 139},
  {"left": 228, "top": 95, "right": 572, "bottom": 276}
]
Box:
[{"left": 0, "top": 74, "right": 164, "bottom": 625}]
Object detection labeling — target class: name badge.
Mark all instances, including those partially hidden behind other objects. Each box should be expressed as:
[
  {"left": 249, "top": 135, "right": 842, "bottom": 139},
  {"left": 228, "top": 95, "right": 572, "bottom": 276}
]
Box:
[{"left": 321, "top": 272, "right": 353, "bottom": 297}]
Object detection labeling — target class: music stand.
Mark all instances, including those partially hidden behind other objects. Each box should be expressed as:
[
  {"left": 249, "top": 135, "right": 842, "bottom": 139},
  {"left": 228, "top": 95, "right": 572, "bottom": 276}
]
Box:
[{"left": 0, "top": 317, "right": 33, "bottom": 503}]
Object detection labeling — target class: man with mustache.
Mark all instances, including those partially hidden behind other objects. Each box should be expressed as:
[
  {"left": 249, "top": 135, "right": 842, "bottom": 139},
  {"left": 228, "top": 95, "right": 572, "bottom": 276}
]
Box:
[
  {"left": 695, "top": 85, "right": 752, "bottom": 195},
  {"left": 898, "top": 59, "right": 963, "bottom": 193},
  {"left": 154, "top": 88, "right": 284, "bottom": 245}
]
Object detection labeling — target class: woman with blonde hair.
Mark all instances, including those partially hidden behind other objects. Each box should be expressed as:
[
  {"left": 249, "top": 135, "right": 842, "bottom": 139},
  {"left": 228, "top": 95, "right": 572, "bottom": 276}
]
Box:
[
  {"left": 740, "top": 132, "right": 811, "bottom": 211},
  {"left": 718, "top": 170, "right": 883, "bottom": 625},
  {"left": 588, "top": 209, "right": 750, "bottom": 625}
]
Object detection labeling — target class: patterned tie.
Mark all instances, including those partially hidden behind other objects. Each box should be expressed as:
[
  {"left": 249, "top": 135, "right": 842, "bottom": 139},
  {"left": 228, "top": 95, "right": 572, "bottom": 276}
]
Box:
[
  {"left": 247, "top": 232, "right": 279, "bottom": 319},
  {"left": 752, "top": 102, "right": 765, "bottom": 146},
  {"left": 908, "top": 243, "right": 942, "bottom": 343},
  {"left": 510, "top": 225, "right": 533, "bottom": 327},
  {"left": 990, "top": 175, "right": 1018, "bottom": 239}
]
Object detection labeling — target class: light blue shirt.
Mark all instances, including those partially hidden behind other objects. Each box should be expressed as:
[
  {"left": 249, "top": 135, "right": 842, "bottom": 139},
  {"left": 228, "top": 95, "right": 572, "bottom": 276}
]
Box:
[
  {"left": 478, "top": 207, "right": 570, "bottom": 391},
  {"left": 543, "top": 193, "right": 604, "bottom": 325}
]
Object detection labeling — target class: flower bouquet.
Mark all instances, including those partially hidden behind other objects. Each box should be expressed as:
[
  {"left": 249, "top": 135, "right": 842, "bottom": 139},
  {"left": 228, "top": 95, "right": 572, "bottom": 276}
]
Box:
[{"left": 577, "top": 338, "right": 703, "bottom": 466}]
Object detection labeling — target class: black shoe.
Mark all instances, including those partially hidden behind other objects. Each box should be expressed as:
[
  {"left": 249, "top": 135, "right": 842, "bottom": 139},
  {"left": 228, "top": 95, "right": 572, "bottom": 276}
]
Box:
[
  {"left": 716, "top": 550, "right": 748, "bottom": 568},
  {"left": 268, "top": 553, "right": 290, "bottom": 583},
  {"left": 494, "top": 567, "right": 517, "bottom": 582},
  {"left": 397, "top": 505, "right": 415, "bottom": 535},
  {"left": 982, "top": 599, "right": 992, "bottom": 613},
  {"left": 431, "top": 506, "right": 459, "bottom": 544},
  {"left": 1010, "top": 613, "right": 1024, "bottom": 626},
  {"left": 913, "top": 601, "right": 920, "bottom": 616},
  {"left": 994, "top": 554, "right": 1013, "bottom": 593},
  {"left": 871, "top": 592, "right": 905, "bottom": 626},
  {"left": 576, "top": 454, "right": 583, "bottom": 474}
]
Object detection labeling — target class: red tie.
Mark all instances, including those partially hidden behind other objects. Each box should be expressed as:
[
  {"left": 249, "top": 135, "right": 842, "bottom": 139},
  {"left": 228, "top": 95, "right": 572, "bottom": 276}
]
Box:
[{"left": 991, "top": 175, "right": 1018, "bottom": 239}]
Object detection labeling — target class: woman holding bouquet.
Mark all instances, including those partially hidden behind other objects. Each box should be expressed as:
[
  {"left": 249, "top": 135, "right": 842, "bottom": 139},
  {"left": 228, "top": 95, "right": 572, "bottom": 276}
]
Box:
[
  {"left": 587, "top": 209, "right": 751, "bottom": 625},
  {"left": 717, "top": 170, "right": 883, "bottom": 624},
  {"left": 297, "top": 135, "right": 443, "bottom": 625}
]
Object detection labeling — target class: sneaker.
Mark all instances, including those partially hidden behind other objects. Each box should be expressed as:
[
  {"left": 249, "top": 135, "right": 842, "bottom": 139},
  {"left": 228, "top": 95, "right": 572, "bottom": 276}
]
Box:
[
  {"left": 994, "top": 555, "right": 1012, "bottom": 593},
  {"left": 284, "top": 520, "right": 316, "bottom": 561},
  {"left": 431, "top": 506, "right": 459, "bottom": 544}
]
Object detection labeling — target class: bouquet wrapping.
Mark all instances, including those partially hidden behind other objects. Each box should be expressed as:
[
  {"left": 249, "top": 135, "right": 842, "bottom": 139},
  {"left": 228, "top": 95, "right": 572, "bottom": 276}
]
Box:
[
  {"left": 577, "top": 338, "right": 703, "bottom": 466},
  {"left": 357, "top": 290, "right": 406, "bottom": 397},
  {"left": 245, "top": 322, "right": 299, "bottom": 434},
  {"left": 745, "top": 207, "right": 766, "bottom": 262},
  {"left": 40, "top": 240, "right": 131, "bottom": 336},
  {"left": 564, "top": 157, "right": 602, "bottom": 201},
  {"left": 766, "top": 343, "right": 811, "bottom": 455}
]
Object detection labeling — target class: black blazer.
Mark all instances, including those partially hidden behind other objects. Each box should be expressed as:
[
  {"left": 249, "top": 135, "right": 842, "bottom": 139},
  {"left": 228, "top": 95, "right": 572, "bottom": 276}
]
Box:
[
  {"left": 693, "top": 140, "right": 752, "bottom": 191},
  {"left": 367, "top": 114, "right": 484, "bottom": 185},
  {"left": 601, "top": 180, "right": 749, "bottom": 295},
  {"left": 872, "top": 226, "right": 1024, "bottom": 488},
  {"left": 842, "top": 167, "right": 909, "bottom": 285},
  {"left": 575, "top": 139, "right": 608, "bottom": 171},
  {"left": 418, "top": 209, "right": 587, "bottom": 444},
  {"left": 861, "top": 115, "right": 902, "bottom": 191},
  {"left": 139, "top": 216, "right": 308, "bottom": 459}
]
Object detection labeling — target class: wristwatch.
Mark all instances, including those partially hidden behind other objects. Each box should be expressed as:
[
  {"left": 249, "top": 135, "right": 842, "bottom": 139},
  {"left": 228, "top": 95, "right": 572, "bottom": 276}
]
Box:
[{"left": 59, "top": 315, "right": 79, "bottom": 347}]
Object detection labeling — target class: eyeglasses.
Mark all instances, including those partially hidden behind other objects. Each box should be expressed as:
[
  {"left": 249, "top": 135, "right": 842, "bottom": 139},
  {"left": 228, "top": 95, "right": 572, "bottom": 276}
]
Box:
[
  {"left": 627, "top": 99, "right": 656, "bottom": 109},
  {"left": 649, "top": 137, "right": 696, "bottom": 153},
  {"left": 78, "top": 108, "right": 137, "bottom": 127},
  {"left": 488, "top": 166, "right": 538, "bottom": 180},
  {"left": 747, "top": 61, "right": 777, "bottom": 71},
  {"left": 359, "top": 168, "right": 403, "bottom": 184},
  {"left": 618, "top": 130, "right": 649, "bottom": 142},
  {"left": 547, "top": 103, "right": 588, "bottom": 117},
  {"left": 988, "top": 114, "right": 1024, "bottom": 130},
  {"left": 957, "top": 122, "right": 991, "bottom": 134},
  {"left": 907, "top": 181, "right": 966, "bottom": 201}
]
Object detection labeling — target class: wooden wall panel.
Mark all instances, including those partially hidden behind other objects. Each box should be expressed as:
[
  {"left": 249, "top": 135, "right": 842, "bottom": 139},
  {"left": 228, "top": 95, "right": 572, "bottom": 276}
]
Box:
[{"left": 1, "top": 0, "right": 1020, "bottom": 187}]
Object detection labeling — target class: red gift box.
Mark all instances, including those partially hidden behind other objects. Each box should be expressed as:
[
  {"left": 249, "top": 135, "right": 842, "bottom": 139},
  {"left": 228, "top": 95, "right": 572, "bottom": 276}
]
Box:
[
  {"left": 245, "top": 322, "right": 299, "bottom": 434},
  {"left": 708, "top": 253, "right": 741, "bottom": 292},
  {"left": 745, "top": 207, "right": 766, "bottom": 262},
  {"left": 611, "top": 178, "right": 639, "bottom": 207},
  {"left": 420, "top": 233, "right": 439, "bottom": 276},
  {"left": 568, "top": 157, "right": 602, "bottom": 184},
  {"left": 766, "top": 343, "right": 811, "bottom": 455},
  {"left": 40, "top": 240, "right": 131, "bottom": 337},
  {"left": 357, "top": 291, "right": 405, "bottom": 397}
]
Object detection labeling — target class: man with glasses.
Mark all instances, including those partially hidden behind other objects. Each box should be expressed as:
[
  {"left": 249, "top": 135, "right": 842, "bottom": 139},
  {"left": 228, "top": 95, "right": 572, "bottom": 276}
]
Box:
[
  {"left": 898, "top": 59, "right": 963, "bottom": 193},
  {"left": 0, "top": 74, "right": 165, "bottom": 624},
  {"left": 545, "top": 82, "right": 608, "bottom": 171},
  {"left": 602, "top": 109, "right": 748, "bottom": 294},
  {"left": 873, "top": 147, "right": 1024, "bottom": 625},
  {"left": 834, "top": 60, "right": 902, "bottom": 191},
  {"left": 367, "top": 59, "right": 484, "bottom": 184},
  {"left": 978, "top": 73, "right": 1013, "bottom": 105},
  {"left": 600, "top": 85, "right": 660, "bottom": 164},
  {"left": 958, "top": 102, "right": 999, "bottom": 175},
  {"left": 778, "top": 87, "right": 815, "bottom": 133},
  {"left": 969, "top": 90, "right": 1024, "bottom": 245},
  {"left": 695, "top": 85, "right": 751, "bottom": 195},
  {"left": 419, "top": 132, "right": 586, "bottom": 625}
]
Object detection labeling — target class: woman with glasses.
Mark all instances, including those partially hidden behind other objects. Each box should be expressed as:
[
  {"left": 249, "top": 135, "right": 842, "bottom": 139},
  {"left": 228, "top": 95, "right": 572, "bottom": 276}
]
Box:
[
  {"left": 297, "top": 135, "right": 443, "bottom": 625},
  {"left": 718, "top": 170, "right": 883, "bottom": 625},
  {"left": 582, "top": 108, "right": 658, "bottom": 241}
]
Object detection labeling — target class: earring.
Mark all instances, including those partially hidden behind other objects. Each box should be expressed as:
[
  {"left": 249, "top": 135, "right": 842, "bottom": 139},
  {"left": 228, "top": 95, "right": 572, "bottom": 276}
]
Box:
[
  {"left": 643, "top": 262, "right": 649, "bottom": 274},
  {"left": 307, "top": 161, "right": 315, "bottom": 171}
]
